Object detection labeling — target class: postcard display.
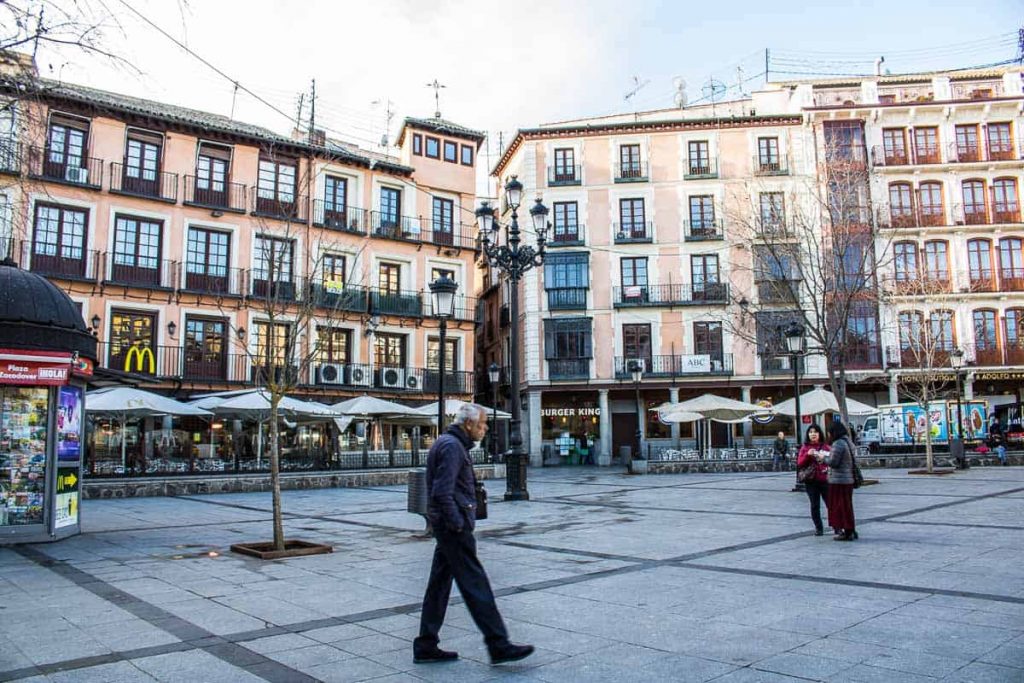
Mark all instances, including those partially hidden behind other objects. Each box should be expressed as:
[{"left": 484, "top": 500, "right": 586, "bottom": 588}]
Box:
[{"left": 0, "top": 353, "right": 87, "bottom": 543}]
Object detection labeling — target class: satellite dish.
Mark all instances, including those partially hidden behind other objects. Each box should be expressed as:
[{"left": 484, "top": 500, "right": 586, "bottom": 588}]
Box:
[
  {"left": 673, "top": 77, "right": 687, "bottom": 108},
  {"left": 672, "top": 76, "right": 686, "bottom": 91},
  {"left": 674, "top": 91, "right": 688, "bottom": 108}
]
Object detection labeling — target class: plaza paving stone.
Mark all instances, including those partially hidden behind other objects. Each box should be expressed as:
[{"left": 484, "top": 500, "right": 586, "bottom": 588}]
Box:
[{"left": 0, "top": 467, "right": 1022, "bottom": 681}]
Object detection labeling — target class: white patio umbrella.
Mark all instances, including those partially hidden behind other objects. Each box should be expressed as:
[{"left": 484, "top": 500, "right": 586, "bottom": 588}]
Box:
[
  {"left": 87, "top": 387, "right": 212, "bottom": 469},
  {"left": 415, "top": 399, "right": 512, "bottom": 421},
  {"left": 669, "top": 394, "right": 773, "bottom": 458},
  {"left": 651, "top": 404, "right": 705, "bottom": 424},
  {"left": 332, "top": 396, "right": 432, "bottom": 451},
  {"left": 773, "top": 388, "right": 877, "bottom": 417}
]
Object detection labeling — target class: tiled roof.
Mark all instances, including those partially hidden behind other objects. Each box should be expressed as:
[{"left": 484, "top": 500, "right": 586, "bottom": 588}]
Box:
[
  {"left": 397, "top": 116, "right": 486, "bottom": 146},
  {"left": 773, "top": 66, "right": 1024, "bottom": 88}
]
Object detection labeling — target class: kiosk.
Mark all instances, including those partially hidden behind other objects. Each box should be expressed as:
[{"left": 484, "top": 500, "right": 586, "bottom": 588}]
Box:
[{"left": 0, "top": 258, "right": 96, "bottom": 543}]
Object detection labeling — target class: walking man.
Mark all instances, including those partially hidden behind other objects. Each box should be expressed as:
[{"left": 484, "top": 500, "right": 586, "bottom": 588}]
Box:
[
  {"left": 414, "top": 403, "right": 534, "bottom": 665},
  {"left": 772, "top": 430, "right": 790, "bottom": 471}
]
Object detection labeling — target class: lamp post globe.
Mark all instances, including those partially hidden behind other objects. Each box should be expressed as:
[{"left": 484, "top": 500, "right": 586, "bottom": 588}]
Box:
[
  {"left": 429, "top": 275, "right": 459, "bottom": 434},
  {"left": 488, "top": 362, "right": 500, "bottom": 461}
]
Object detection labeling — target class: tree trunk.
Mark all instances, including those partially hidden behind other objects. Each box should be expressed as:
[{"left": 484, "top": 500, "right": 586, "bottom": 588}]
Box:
[
  {"left": 923, "top": 399, "right": 934, "bottom": 474},
  {"left": 270, "top": 397, "right": 285, "bottom": 551}
]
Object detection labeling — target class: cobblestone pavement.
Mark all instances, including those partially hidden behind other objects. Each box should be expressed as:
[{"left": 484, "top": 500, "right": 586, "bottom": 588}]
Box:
[{"left": 1, "top": 467, "right": 1022, "bottom": 682}]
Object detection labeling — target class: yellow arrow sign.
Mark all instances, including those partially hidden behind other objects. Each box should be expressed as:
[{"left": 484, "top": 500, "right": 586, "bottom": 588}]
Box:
[{"left": 65, "top": 472, "right": 77, "bottom": 488}]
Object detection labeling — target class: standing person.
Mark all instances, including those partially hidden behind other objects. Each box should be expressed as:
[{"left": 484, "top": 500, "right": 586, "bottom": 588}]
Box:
[
  {"left": 772, "top": 431, "right": 790, "bottom": 472},
  {"left": 796, "top": 424, "right": 830, "bottom": 536},
  {"left": 414, "top": 403, "right": 534, "bottom": 666},
  {"left": 819, "top": 422, "right": 857, "bottom": 541}
]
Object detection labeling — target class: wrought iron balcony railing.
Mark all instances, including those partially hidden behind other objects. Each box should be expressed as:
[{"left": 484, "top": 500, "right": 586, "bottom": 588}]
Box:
[
  {"left": 613, "top": 221, "right": 654, "bottom": 243},
  {"left": 547, "top": 165, "right": 582, "bottom": 186},
  {"left": 614, "top": 161, "right": 648, "bottom": 182},
  {"left": 683, "top": 219, "right": 724, "bottom": 241},
  {"left": 26, "top": 145, "right": 103, "bottom": 189},
  {"left": 183, "top": 176, "right": 247, "bottom": 213},
  {"left": 312, "top": 201, "right": 368, "bottom": 234},
  {"left": 110, "top": 163, "right": 178, "bottom": 202},
  {"left": 613, "top": 283, "right": 729, "bottom": 307}
]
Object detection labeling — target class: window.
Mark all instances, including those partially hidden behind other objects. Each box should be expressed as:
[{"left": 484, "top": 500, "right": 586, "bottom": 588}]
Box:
[
  {"left": 929, "top": 310, "right": 955, "bottom": 351},
  {"left": 425, "top": 136, "right": 440, "bottom": 159},
  {"left": 323, "top": 253, "right": 347, "bottom": 287},
  {"left": 913, "top": 127, "right": 939, "bottom": 163},
  {"left": 374, "top": 332, "right": 406, "bottom": 367},
  {"left": 691, "top": 254, "right": 720, "bottom": 299},
  {"left": 898, "top": 311, "right": 924, "bottom": 351},
  {"left": 973, "top": 309, "right": 999, "bottom": 356},
  {"left": 893, "top": 242, "right": 919, "bottom": 282},
  {"left": 992, "top": 178, "right": 1019, "bottom": 222},
  {"left": 955, "top": 124, "right": 980, "bottom": 161},
  {"left": 823, "top": 120, "right": 866, "bottom": 162},
  {"left": 846, "top": 306, "right": 879, "bottom": 367},
  {"left": 889, "top": 183, "right": 915, "bottom": 226},
  {"left": 688, "top": 195, "right": 715, "bottom": 230},
  {"left": 918, "top": 182, "right": 944, "bottom": 225},
  {"left": 195, "top": 142, "right": 231, "bottom": 205},
  {"left": 427, "top": 337, "right": 458, "bottom": 371},
  {"left": 256, "top": 157, "right": 296, "bottom": 209},
  {"left": 882, "top": 128, "right": 907, "bottom": 164},
  {"left": 32, "top": 203, "right": 87, "bottom": 276},
  {"left": 622, "top": 323, "right": 651, "bottom": 364},
  {"left": 185, "top": 227, "right": 229, "bottom": 291},
  {"left": 544, "top": 252, "right": 589, "bottom": 309},
  {"left": 759, "top": 192, "right": 785, "bottom": 233},
  {"left": 46, "top": 115, "right": 88, "bottom": 178},
  {"left": 109, "top": 310, "right": 156, "bottom": 374},
  {"left": 618, "top": 198, "right": 646, "bottom": 238},
  {"left": 431, "top": 197, "right": 454, "bottom": 243},
  {"left": 693, "top": 321, "right": 724, "bottom": 360},
  {"left": 967, "top": 239, "right": 993, "bottom": 288},
  {"left": 543, "top": 318, "right": 593, "bottom": 359},
  {"left": 254, "top": 321, "right": 291, "bottom": 369},
  {"left": 113, "top": 215, "right": 162, "bottom": 285},
  {"left": 755, "top": 246, "right": 796, "bottom": 281},
  {"left": 253, "top": 236, "right": 293, "bottom": 285},
  {"left": 923, "top": 241, "right": 949, "bottom": 283},
  {"left": 757, "top": 137, "right": 780, "bottom": 169},
  {"left": 986, "top": 122, "right": 1013, "bottom": 160},
  {"left": 1005, "top": 309, "right": 1024, "bottom": 353},
  {"left": 324, "top": 176, "right": 347, "bottom": 217},
  {"left": 316, "top": 327, "right": 351, "bottom": 365},
  {"left": 379, "top": 186, "right": 401, "bottom": 229},
  {"left": 460, "top": 144, "right": 473, "bottom": 166},
  {"left": 124, "top": 130, "right": 162, "bottom": 195},
  {"left": 620, "top": 257, "right": 648, "bottom": 287},
  {"left": 413, "top": 134, "right": 423, "bottom": 156},
  {"left": 553, "top": 148, "right": 575, "bottom": 181},
  {"left": 619, "top": 143, "right": 642, "bottom": 177},
  {"left": 962, "top": 180, "right": 988, "bottom": 224},
  {"left": 687, "top": 140, "right": 711, "bottom": 175},
  {"left": 184, "top": 317, "right": 226, "bottom": 379},
  {"left": 443, "top": 140, "right": 457, "bottom": 163},
  {"left": 431, "top": 266, "right": 455, "bottom": 282},
  {"left": 379, "top": 262, "right": 401, "bottom": 294},
  {"left": 552, "top": 202, "right": 579, "bottom": 242},
  {"left": 999, "top": 238, "right": 1024, "bottom": 285}
]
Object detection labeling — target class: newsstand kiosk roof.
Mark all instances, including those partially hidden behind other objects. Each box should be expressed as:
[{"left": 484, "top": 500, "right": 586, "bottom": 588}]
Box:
[{"left": 0, "top": 258, "right": 94, "bottom": 543}]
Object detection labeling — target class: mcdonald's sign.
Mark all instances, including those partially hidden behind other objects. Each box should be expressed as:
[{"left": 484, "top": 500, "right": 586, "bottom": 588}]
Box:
[{"left": 124, "top": 345, "right": 156, "bottom": 374}]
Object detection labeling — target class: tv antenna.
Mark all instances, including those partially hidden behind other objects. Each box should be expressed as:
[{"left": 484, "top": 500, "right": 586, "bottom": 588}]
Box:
[
  {"left": 372, "top": 98, "right": 395, "bottom": 147},
  {"left": 702, "top": 77, "right": 726, "bottom": 117},
  {"left": 426, "top": 79, "right": 446, "bottom": 119},
  {"left": 624, "top": 75, "right": 650, "bottom": 103},
  {"left": 672, "top": 77, "right": 688, "bottom": 109}
]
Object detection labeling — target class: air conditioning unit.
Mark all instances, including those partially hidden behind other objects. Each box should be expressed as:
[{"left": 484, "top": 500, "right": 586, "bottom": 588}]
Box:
[
  {"left": 348, "top": 365, "right": 372, "bottom": 387},
  {"left": 65, "top": 166, "right": 89, "bottom": 184},
  {"left": 626, "top": 358, "right": 647, "bottom": 373},
  {"left": 317, "top": 363, "right": 346, "bottom": 385},
  {"left": 379, "top": 366, "right": 407, "bottom": 389},
  {"left": 406, "top": 373, "right": 420, "bottom": 390}
]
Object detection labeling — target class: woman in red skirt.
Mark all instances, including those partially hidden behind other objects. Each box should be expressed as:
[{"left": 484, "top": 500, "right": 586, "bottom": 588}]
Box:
[{"left": 819, "top": 422, "right": 857, "bottom": 541}]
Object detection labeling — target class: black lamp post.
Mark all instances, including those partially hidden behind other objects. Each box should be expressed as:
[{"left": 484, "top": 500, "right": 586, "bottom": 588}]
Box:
[
  {"left": 785, "top": 321, "right": 806, "bottom": 491},
  {"left": 429, "top": 275, "right": 458, "bottom": 435},
  {"left": 950, "top": 347, "right": 968, "bottom": 470},
  {"left": 628, "top": 359, "right": 644, "bottom": 464},
  {"left": 476, "top": 175, "right": 549, "bottom": 501},
  {"left": 488, "top": 362, "right": 500, "bottom": 462}
]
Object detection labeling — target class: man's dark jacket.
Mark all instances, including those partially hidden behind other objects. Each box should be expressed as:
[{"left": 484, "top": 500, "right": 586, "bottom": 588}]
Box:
[{"left": 426, "top": 425, "right": 478, "bottom": 532}]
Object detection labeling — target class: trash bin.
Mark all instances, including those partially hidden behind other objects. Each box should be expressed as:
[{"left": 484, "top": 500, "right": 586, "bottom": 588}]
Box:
[
  {"left": 619, "top": 445, "right": 632, "bottom": 463},
  {"left": 407, "top": 468, "right": 428, "bottom": 515}
]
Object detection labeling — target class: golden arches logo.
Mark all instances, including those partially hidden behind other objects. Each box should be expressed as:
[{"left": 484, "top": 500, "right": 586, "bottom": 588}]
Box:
[{"left": 124, "top": 346, "right": 155, "bottom": 374}]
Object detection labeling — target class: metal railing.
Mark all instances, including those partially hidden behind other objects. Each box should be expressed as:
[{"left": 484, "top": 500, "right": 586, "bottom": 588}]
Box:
[
  {"left": 550, "top": 224, "right": 585, "bottom": 246},
  {"left": 614, "top": 161, "right": 648, "bottom": 182},
  {"left": 613, "top": 283, "right": 729, "bottom": 306},
  {"left": 547, "top": 358, "right": 590, "bottom": 380},
  {"left": 421, "top": 221, "right": 478, "bottom": 250},
  {"left": 547, "top": 165, "right": 582, "bottom": 186},
  {"left": 0, "top": 138, "right": 20, "bottom": 174},
  {"left": 370, "top": 288, "right": 423, "bottom": 317},
  {"left": 26, "top": 145, "right": 103, "bottom": 188},
  {"left": 180, "top": 265, "right": 246, "bottom": 297},
  {"left": 683, "top": 219, "right": 723, "bottom": 241},
  {"left": 9, "top": 239, "right": 101, "bottom": 281},
  {"left": 250, "top": 278, "right": 298, "bottom": 301},
  {"left": 613, "top": 221, "right": 654, "bottom": 243},
  {"left": 252, "top": 193, "right": 309, "bottom": 223},
  {"left": 546, "top": 287, "right": 587, "bottom": 310},
  {"left": 109, "top": 163, "right": 178, "bottom": 202},
  {"left": 684, "top": 158, "right": 718, "bottom": 179},
  {"left": 183, "top": 176, "right": 247, "bottom": 212},
  {"left": 370, "top": 211, "right": 423, "bottom": 240},
  {"left": 877, "top": 205, "right": 947, "bottom": 229},
  {"left": 753, "top": 154, "right": 789, "bottom": 176},
  {"left": 312, "top": 201, "right": 368, "bottom": 234},
  {"left": 946, "top": 140, "right": 1023, "bottom": 164},
  {"left": 614, "top": 354, "right": 733, "bottom": 377},
  {"left": 103, "top": 255, "right": 177, "bottom": 289},
  {"left": 306, "top": 281, "right": 369, "bottom": 313}
]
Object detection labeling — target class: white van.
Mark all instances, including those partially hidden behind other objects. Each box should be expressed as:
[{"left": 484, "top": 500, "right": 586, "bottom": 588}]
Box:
[{"left": 858, "top": 415, "right": 880, "bottom": 451}]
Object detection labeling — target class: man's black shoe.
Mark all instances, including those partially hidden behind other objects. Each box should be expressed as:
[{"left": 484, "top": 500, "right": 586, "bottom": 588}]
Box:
[
  {"left": 413, "top": 648, "right": 458, "bottom": 664},
  {"left": 489, "top": 643, "right": 535, "bottom": 665}
]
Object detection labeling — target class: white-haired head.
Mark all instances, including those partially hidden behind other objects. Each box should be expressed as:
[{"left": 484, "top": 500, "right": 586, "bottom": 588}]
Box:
[{"left": 452, "top": 402, "right": 487, "bottom": 426}]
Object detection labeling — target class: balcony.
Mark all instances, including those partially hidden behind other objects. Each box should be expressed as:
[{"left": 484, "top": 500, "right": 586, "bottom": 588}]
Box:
[
  {"left": 103, "top": 255, "right": 177, "bottom": 289},
  {"left": 312, "top": 363, "right": 474, "bottom": 395},
  {"left": 547, "top": 165, "right": 581, "bottom": 186},
  {"left": 549, "top": 224, "right": 585, "bottom": 247},
  {"left": 0, "top": 138, "right": 20, "bottom": 175},
  {"left": 888, "top": 346, "right": 955, "bottom": 370},
  {"left": 424, "top": 294, "right": 480, "bottom": 323},
  {"left": 843, "top": 345, "right": 883, "bottom": 370},
  {"left": 613, "top": 221, "right": 654, "bottom": 244},
  {"left": 993, "top": 206, "right": 1021, "bottom": 224},
  {"left": 871, "top": 146, "right": 911, "bottom": 167},
  {"left": 753, "top": 154, "right": 789, "bottom": 176},
  {"left": 421, "top": 221, "right": 478, "bottom": 251},
  {"left": 26, "top": 145, "right": 103, "bottom": 189},
  {"left": 614, "top": 354, "right": 733, "bottom": 378},
  {"left": 877, "top": 205, "right": 947, "bottom": 229},
  {"left": 965, "top": 268, "right": 998, "bottom": 293},
  {"left": 250, "top": 278, "right": 297, "bottom": 301},
  {"left": 614, "top": 161, "right": 648, "bottom": 183},
  {"left": 1005, "top": 342, "right": 1024, "bottom": 366},
  {"left": 99, "top": 342, "right": 252, "bottom": 383},
  {"left": 998, "top": 267, "right": 1024, "bottom": 292},
  {"left": 180, "top": 265, "right": 246, "bottom": 297},
  {"left": 311, "top": 201, "right": 367, "bottom": 234},
  {"left": 252, "top": 193, "right": 309, "bottom": 223},
  {"left": 947, "top": 141, "right": 1023, "bottom": 164},
  {"left": 612, "top": 283, "right": 728, "bottom": 307},
  {"left": 547, "top": 358, "right": 590, "bottom": 380},
  {"left": 546, "top": 287, "right": 588, "bottom": 311},
  {"left": 757, "top": 279, "right": 801, "bottom": 304},
  {"left": 684, "top": 159, "right": 717, "bottom": 180},
  {"left": 370, "top": 288, "right": 423, "bottom": 317},
  {"left": 683, "top": 219, "right": 723, "bottom": 241},
  {"left": 9, "top": 239, "right": 100, "bottom": 281},
  {"left": 912, "top": 145, "right": 942, "bottom": 165},
  {"left": 306, "top": 282, "right": 369, "bottom": 313},
  {"left": 886, "top": 274, "right": 953, "bottom": 296},
  {"left": 370, "top": 212, "right": 423, "bottom": 241},
  {"left": 109, "top": 163, "right": 178, "bottom": 203},
  {"left": 183, "top": 176, "right": 247, "bottom": 213}
]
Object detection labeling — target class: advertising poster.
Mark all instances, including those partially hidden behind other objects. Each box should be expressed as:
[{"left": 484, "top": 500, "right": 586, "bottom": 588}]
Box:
[
  {"left": 54, "top": 468, "right": 79, "bottom": 529},
  {"left": 948, "top": 402, "right": 989, "bottom": 440},
  {"left": 901, "top": 403, "right": 949, "bottom": 443},
  {"left": 57, "top": 386, "right": 83, "bottom": 462}
]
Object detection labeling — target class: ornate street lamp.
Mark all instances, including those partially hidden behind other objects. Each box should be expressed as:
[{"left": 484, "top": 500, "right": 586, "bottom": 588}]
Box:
[
  {"left": 628, "top": 359, "right": 644, "bottom": 464},
  {"left": 488, "top": 362, "right": 501, "bottom": 462},
  {"left": 476, "top": 175, "right": 549, "bottom": 500},
  {"left": 950, "top": 347, "right": 968, "bottom": 470},
  {"left": 429, "top": 275, "right": 458, "bottom": 434},
  {"left": 785, "top": 321, "right": 806, "bottom": 491}
]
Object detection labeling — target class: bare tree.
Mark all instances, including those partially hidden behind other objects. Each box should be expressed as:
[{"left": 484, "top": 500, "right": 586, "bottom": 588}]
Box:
[{"left": 726, "top": 143, "right": 892, "bottom": 426}]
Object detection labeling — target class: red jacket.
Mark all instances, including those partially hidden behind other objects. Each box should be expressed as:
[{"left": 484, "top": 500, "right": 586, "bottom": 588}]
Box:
[{"left": 796, "top": 443, "right": 830, "bottom": 483}]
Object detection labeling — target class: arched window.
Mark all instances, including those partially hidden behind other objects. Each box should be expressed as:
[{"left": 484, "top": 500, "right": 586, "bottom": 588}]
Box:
[
  {"left": 918, "top": 181, "right": 944, "bottom": 226},
  {"left": 929, "top": 310, "right": 956, "bottom": 352},
  {"left": 889, "top": 182, "right": 915, "bottom": 227},
  {"left": 973, "top": 309, "right": 1000, "bottom": 365},
  {"left": 898, "top": 310, "right": 924, "bottom": 366},
  {"left": 999, "top": 238, "right": 1024, "bottom": 291},
  {"left": 1005, "top": 308, "right": 1024, "bottom": 363},
  {"left": 962, "top": 179, "right": 988, "bottom": 224},
  {"left": 967, "top": 239, "right": 994, "bottom": 291},
  {"left": 992, "top": 178, "right": 1020, "bottom": 223},
  {"left": 893, "top": 242, "right": 919, "bottom": 282},
  {"left": 923, "top": 240, "right": 950, "bottom": 289}
]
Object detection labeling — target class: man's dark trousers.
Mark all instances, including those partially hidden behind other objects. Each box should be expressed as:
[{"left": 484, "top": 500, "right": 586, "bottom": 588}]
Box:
[{"left": 415, "top": 526, "right": 509, "bottom": 652}]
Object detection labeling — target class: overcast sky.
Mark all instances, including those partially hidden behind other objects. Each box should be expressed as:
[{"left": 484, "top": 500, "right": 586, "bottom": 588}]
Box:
[{"left": 36, "top": 0, "right": 1024, "bottom": 169}]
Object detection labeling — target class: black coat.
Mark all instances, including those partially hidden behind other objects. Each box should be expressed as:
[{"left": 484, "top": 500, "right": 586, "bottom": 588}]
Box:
[{"left": 426, "top": 425, "right": 478, "bottom": 532}]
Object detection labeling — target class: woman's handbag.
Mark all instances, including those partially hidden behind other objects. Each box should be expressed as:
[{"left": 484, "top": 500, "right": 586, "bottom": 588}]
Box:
[
  {"left": 796, "top": 463, "right": 817, "bottom": 483},
  {"left": 474, "top": 480, "right": 488, "bottom": 520},
  {"left": 849, "top": 439, "right": 865, "bottom": 488}
]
